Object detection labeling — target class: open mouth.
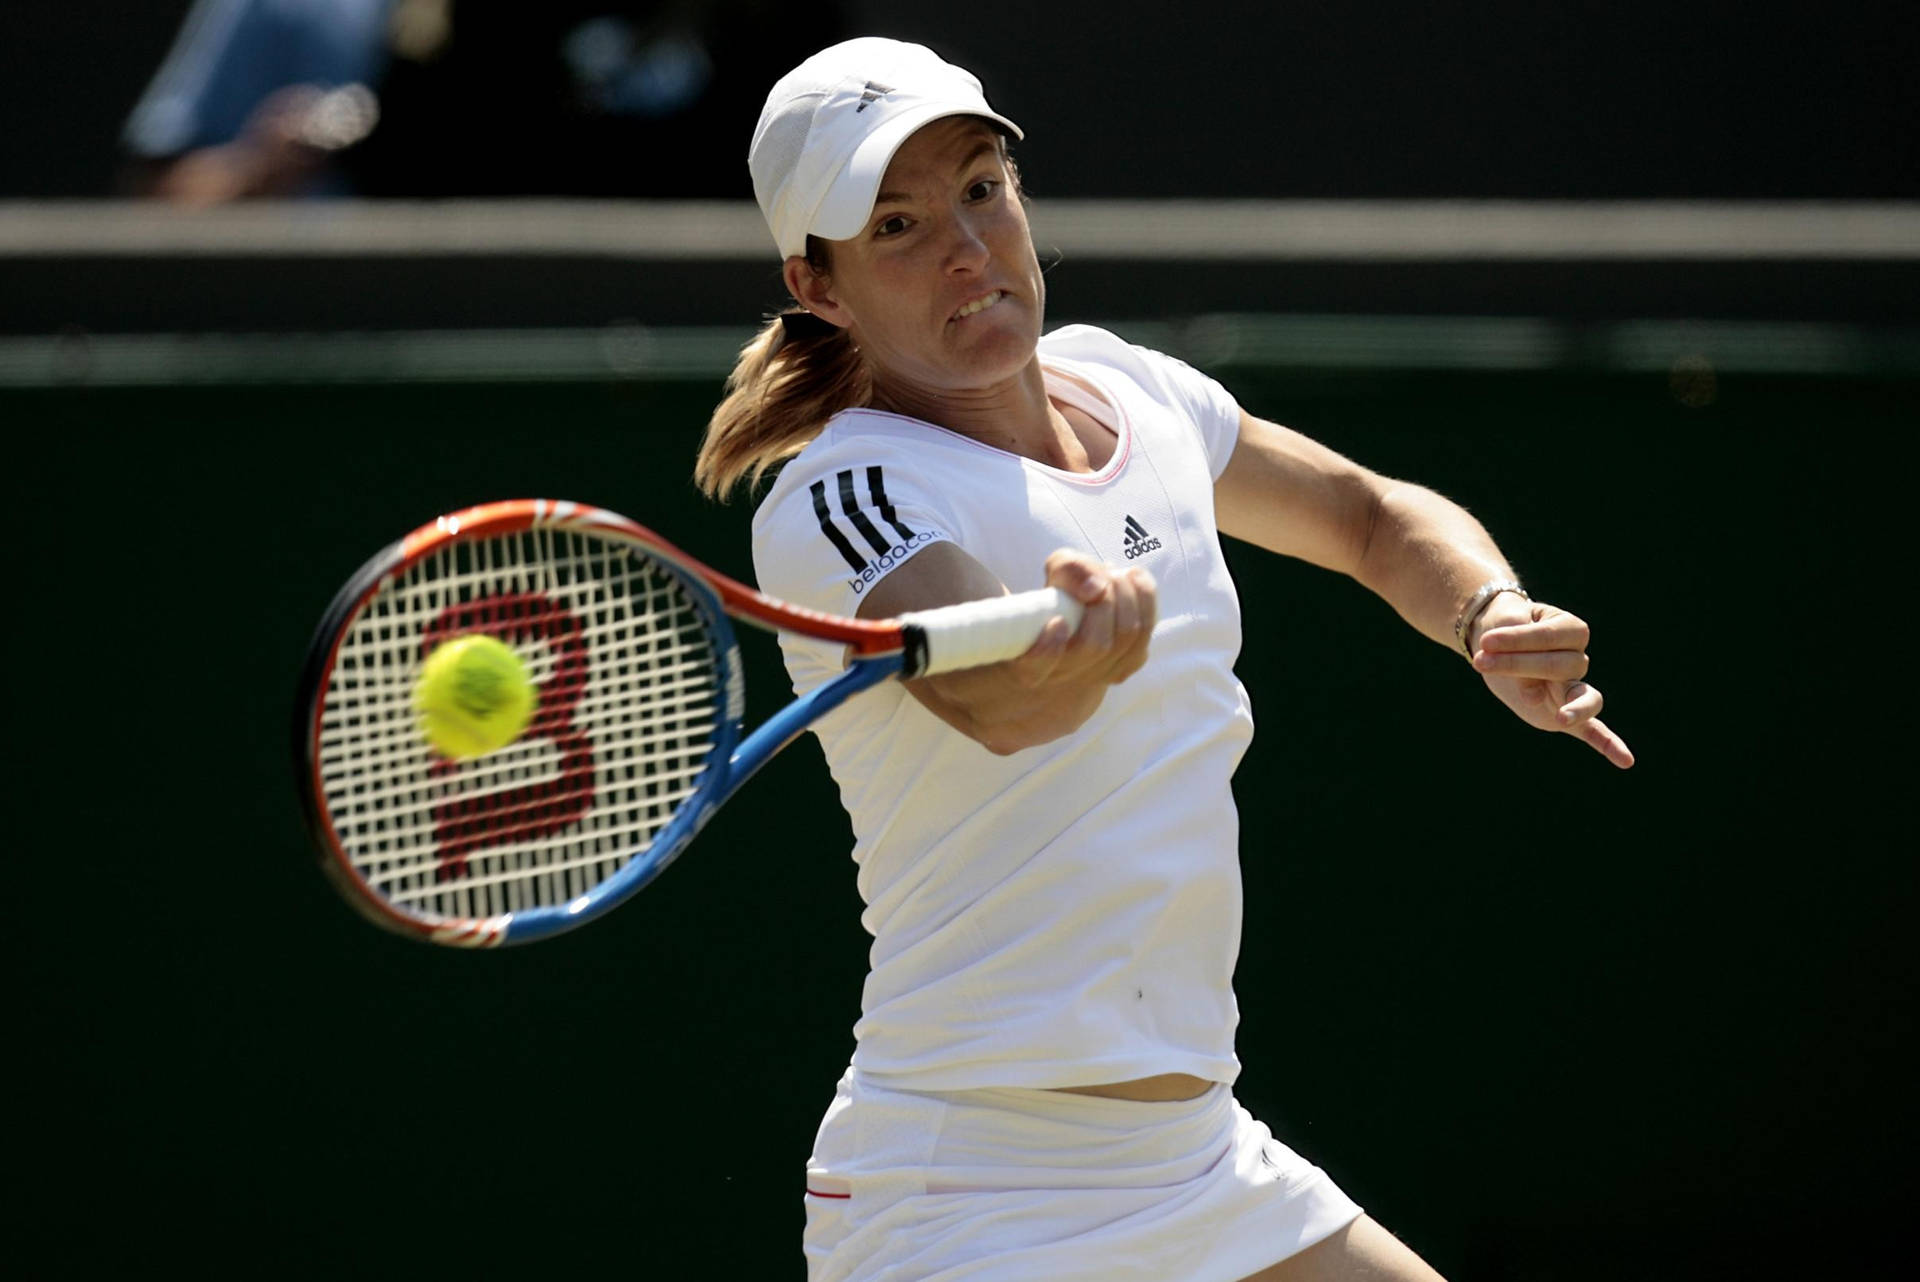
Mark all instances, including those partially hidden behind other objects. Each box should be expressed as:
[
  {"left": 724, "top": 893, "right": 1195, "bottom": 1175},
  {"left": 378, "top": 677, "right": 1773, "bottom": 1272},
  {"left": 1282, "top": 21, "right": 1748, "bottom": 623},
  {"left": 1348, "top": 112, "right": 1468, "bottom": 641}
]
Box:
[{"left": 950, "top": 290, "right": 1006, "bottom": 322}]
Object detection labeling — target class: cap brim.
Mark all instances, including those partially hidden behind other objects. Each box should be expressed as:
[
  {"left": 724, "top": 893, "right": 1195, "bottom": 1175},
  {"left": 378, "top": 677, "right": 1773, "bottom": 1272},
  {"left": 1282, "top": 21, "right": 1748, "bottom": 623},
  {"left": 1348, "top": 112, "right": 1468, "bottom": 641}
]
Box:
[{"left": 808, "top": 103, "right": 1024, "bottom": 246}]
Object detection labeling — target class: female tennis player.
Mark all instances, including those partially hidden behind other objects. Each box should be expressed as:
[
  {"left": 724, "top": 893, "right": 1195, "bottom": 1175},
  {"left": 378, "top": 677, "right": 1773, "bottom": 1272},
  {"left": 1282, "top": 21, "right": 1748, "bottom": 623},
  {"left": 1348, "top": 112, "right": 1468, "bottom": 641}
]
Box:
[{"left": 696, "top": 37, "right": 1633, "bottom": 1282}]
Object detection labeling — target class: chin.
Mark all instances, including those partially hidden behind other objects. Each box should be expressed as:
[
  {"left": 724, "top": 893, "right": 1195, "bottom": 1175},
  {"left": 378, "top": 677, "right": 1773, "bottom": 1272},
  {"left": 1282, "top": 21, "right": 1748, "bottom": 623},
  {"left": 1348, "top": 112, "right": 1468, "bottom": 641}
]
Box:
[
  {"left": 949, "top": 311, "right": 1040, "bottom": 380},
  {"left": 947, "top": 342, "right": 1034, "bottom": 390}
]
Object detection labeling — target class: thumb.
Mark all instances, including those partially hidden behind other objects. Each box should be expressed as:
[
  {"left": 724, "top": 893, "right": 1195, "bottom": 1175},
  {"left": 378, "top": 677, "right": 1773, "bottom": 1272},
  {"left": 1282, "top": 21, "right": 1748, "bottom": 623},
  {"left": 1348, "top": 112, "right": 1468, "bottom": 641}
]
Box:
[{"left": 1044, "top": 550, "right": 1112, "bottom": 605}]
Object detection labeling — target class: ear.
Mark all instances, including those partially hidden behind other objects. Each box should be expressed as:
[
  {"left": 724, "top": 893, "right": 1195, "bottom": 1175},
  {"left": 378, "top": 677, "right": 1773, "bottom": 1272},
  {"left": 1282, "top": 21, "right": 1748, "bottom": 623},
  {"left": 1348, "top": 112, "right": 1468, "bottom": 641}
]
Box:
[{"left": 782, "top": 255, "right": 852, "bottom": 330}]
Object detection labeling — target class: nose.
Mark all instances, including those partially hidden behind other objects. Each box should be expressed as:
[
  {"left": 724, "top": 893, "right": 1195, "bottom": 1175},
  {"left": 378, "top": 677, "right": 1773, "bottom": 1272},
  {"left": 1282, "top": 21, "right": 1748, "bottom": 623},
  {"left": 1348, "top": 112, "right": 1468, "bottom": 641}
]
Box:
[{"left": 942, "top": 208, "right": 991, "bottom": 273}]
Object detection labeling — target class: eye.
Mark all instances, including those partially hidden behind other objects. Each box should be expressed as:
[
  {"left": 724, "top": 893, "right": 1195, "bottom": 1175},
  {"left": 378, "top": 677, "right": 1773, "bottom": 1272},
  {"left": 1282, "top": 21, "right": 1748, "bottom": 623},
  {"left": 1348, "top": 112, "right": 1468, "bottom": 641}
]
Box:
[
  {"left": 966, "top": 179, "right": 999, "bottom": 202},
  {"left": 874, "top": 214, "right": 909, "bottom": 237}
]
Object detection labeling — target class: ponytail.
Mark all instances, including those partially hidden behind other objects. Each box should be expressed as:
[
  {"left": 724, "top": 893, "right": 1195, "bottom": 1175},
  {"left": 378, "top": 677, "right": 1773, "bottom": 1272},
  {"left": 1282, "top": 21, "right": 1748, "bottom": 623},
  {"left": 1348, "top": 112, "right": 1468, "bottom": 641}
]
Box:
[{"left": 694, "top": 285, "right": 870, "bottom": 500}]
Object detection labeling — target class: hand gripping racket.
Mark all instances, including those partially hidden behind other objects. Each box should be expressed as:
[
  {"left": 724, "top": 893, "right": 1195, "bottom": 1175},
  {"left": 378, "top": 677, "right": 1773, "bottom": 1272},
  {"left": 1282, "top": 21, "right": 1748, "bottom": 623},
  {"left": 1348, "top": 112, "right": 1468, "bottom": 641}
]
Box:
[{"left": 294, "top": 499, "right": 1082, "bottom": 947}]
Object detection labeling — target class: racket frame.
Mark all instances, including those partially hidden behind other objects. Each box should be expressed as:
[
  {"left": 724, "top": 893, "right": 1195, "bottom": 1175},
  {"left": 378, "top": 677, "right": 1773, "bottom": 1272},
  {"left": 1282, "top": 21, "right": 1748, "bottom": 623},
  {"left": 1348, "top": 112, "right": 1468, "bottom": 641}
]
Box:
[{"left": 295, "top": 499, "right": 909, "bottom": 947}]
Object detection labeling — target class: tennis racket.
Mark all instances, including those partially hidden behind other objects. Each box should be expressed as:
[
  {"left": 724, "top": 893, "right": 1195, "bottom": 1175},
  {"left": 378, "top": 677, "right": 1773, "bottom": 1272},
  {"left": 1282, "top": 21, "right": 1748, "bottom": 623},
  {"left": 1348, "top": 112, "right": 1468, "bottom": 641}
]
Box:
[{"left": 294, "top": 498, "right": 1081, "bottom": 947}]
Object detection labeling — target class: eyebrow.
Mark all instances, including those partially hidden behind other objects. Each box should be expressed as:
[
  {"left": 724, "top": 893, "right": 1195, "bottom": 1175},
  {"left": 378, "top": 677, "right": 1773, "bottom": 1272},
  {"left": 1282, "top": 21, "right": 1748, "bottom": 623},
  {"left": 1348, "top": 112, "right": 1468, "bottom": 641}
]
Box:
[{"left": 873, "top": 138, "right": 1001, "bottom": 207}]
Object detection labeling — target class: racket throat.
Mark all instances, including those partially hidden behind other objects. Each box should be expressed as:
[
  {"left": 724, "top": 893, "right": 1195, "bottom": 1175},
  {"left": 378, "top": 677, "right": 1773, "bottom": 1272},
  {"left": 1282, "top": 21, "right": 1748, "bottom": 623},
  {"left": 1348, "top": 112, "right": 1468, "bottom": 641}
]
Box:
[
  {"left": 725, "top": 655, "right": 905, "bottom": 789},
  {"left": 900, "top": 625, "right": 931, "bottom": 680}
]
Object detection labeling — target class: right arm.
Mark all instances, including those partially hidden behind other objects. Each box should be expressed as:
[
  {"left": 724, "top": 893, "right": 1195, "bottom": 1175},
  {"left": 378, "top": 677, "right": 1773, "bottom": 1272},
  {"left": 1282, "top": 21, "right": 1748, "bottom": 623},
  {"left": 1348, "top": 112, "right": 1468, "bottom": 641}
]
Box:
[{"left": 855, "top": 542, "right": 1157, "bottom": 756}]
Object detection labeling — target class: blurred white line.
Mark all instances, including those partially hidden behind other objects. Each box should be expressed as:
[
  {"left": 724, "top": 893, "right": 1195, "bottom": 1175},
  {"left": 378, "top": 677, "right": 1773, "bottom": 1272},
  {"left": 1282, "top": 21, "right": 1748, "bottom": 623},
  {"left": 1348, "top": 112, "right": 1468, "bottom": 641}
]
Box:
[
  {"left": 1034, "top": 201, "right": 1920, "bottom": 260},
  {"left": 1, "top": 200, "right": 1915, "bottom": 260},
  {"left": 3, "top": 317, "right": 1913, "bottom": 387}
]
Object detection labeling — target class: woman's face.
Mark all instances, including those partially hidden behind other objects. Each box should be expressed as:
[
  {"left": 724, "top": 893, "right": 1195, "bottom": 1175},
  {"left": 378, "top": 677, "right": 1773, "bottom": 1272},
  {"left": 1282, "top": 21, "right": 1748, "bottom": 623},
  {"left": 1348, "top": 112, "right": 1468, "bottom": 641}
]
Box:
[{"left": 790, "top": 117, "right": 1044, "bottom": 397}]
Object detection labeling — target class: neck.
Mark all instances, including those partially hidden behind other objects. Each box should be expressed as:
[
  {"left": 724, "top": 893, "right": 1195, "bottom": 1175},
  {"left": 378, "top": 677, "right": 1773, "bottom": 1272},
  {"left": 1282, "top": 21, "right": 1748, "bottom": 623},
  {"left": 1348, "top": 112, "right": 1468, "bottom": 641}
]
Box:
[{"left": 869, "top": 357, "right": 1094, "bottom": 472}]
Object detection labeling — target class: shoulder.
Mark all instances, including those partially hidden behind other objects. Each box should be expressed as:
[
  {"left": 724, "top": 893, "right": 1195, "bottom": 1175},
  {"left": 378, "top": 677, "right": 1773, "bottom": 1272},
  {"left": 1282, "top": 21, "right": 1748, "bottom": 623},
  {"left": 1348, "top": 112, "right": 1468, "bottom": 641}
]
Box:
[
  {"left": 1042, "top": 325, "right": 1244, "bottom": 478},
  {"left": 753, "top": 411, "right": 970, "bottom": 527},
  {"left": 1041, "top": 325, "right": 1228, "bottom": 406},
  {"left": 749, "top": 411, "right": 977, "bottom": 612},
  {"left": 1039, "top": 324, "right": 1154, "bottom": 379}
]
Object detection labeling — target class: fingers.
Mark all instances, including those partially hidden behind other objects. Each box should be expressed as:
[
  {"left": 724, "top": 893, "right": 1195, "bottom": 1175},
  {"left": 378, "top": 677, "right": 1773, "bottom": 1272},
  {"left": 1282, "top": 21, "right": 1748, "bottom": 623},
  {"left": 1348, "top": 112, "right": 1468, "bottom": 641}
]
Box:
[
  {"left": 1065, "top": 567, "right": 1156, "bottom": 683},
  {"left": 1036, "top": 551, "right": 1156, "bottom": 686},
  {"left": 1474, "top": 648, "right": 1589, "bottom": 682},
  {"left": 1042, "top": 548, "right": 1116, "bottom": 659},
  {"left": 1579, "top": 715, "right": 1636, "bottom": 769},
  {"left": 1477, "top": 606, "right": 1589, "bottom": 656},
  {"left": 1106, "top": 568, "right": 1157, "bottom": 682},
  {"left": 1478, "top": 600, "right": 1632, "bottom": 767},
  {"left": 1044, "top": 548, "right": 1115, "bottom": 607},
  {"left": 1556, "top": 680, "right": 1602, "bottom": 726},
  {"left": 1555, "top": 681, "right": 1635, "bottom": 769},
  {"left": 1473, "top": 604, "right": 1589, "bottom": 683},
  {"left": 1009, "top": 614, "right": 1072, "bottom": 687}
]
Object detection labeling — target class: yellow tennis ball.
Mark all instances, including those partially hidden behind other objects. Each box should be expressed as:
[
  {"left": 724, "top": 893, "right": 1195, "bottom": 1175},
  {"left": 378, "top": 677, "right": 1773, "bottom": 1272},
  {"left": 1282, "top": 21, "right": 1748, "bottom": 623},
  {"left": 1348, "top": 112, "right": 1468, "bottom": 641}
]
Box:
[{"left": 414, "top": 634, "right": 538, "bottom": 759}]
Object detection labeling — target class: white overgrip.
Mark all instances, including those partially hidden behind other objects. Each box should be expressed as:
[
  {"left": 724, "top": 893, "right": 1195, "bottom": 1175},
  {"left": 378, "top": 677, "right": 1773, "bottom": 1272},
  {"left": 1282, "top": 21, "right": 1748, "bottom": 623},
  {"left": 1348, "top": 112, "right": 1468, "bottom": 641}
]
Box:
[{"left": 899, "top": 588, "right": 1086, "bottom": 677}]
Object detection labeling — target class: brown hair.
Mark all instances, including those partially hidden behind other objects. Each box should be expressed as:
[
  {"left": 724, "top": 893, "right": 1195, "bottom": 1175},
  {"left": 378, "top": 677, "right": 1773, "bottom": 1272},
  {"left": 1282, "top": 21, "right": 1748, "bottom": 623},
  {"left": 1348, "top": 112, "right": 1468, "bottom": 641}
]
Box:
[{"left": 693, "top": 239, "right": 870, "bottom": 501}]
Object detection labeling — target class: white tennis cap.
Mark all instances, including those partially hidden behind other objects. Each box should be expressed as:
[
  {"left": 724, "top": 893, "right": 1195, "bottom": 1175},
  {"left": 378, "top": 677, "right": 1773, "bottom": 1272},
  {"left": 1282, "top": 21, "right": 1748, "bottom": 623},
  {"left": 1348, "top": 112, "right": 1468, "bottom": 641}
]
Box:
[{"left": 749, "top": 38, "right": 1023, "bottom": 259}]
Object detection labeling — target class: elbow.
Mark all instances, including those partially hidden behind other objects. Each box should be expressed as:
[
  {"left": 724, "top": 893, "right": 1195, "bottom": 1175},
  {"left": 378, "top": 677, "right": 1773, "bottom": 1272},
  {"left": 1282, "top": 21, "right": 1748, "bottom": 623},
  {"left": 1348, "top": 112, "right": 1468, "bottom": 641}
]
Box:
[
  {"left": 974, "top": 725, "right": 1061, "bottom": 757},
  {"left": 913, "top": 672, "right": 1106, "bottom": 756},
  {"left": 1352, "top": 477, "right": 1430, "bottom": 590},
  {"left": 975, "top": 724, "right": 1055, "bottom": 756},
  {"left": 964, "top": 693, "right": 1104, "bottom": 757},
  {"left": 958, "top": 705, "right": 1054, "bottom": 756},
  {"left": 1353, "top": 477, "right": 1400, "bottom": 574}
]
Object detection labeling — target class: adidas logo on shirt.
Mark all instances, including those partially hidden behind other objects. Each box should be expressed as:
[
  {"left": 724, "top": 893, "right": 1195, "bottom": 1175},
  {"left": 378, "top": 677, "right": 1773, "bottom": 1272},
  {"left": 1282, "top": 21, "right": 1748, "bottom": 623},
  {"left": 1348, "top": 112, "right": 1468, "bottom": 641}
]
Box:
[{"left": 1122, "top": 515, "right": 1162, "bottom": 559}]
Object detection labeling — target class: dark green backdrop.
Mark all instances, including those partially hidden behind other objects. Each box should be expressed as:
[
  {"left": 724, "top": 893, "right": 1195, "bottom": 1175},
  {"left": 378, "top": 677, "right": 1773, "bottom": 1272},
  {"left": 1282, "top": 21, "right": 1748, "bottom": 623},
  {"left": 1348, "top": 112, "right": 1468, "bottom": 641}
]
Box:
[{"left": 17, "top": 364, "right": 1909, "bottom": 1276}]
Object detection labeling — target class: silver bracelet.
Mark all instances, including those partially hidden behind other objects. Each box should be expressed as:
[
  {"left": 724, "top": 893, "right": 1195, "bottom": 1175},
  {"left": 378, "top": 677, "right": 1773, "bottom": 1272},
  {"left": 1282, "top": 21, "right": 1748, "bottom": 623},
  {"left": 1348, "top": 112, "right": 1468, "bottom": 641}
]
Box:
[{"left": 1454, "top": 579, "right": 1529, "bottom": 659}]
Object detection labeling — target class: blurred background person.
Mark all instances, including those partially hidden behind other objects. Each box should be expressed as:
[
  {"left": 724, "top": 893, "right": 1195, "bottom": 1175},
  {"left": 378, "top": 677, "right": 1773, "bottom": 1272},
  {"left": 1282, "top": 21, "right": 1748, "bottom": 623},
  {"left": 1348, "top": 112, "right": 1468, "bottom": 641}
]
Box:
[
  {"left": 120, "top": 0, "right": 849, "bottom": 204},
  {"left": 120, "top": 0, "right": 392, "bottom": 204},
  {"left": 340, "top": 0, "right": 848, "bottom": 197}
]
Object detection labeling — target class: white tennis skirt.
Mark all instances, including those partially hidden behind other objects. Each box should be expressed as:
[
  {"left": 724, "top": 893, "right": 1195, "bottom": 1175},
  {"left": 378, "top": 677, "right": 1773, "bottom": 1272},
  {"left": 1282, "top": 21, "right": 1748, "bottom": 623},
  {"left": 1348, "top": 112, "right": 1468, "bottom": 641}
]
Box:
[{"left": 802, "top": 1069, "right": 1363, "bottom": 1281}]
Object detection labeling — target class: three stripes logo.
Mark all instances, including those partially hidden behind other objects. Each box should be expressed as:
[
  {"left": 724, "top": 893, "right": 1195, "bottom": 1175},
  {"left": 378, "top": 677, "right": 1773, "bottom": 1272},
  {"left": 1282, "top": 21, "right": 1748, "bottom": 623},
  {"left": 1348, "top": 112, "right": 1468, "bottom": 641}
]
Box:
[
  {"left": 855, "top": 81, "right": 894, "bottom": 113},
  {"left": 1122, "top": 515, "right": 1162, "bottom": 559},
  {"left": 812, "top": 466, "right": 944, "bottom": 594}
]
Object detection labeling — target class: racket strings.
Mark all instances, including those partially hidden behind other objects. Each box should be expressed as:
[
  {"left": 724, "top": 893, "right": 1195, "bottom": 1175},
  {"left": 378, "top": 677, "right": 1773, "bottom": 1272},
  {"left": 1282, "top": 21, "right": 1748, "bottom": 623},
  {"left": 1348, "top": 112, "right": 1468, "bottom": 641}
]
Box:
[
  {"left": 317, "top": 527, "right": 722, "bottom": 924},
  {"left": 315, "top": 642, "right": 717, "bottom": 761},
  {"left": 318, "top": 712, "right": 719, "bottom": 817}
]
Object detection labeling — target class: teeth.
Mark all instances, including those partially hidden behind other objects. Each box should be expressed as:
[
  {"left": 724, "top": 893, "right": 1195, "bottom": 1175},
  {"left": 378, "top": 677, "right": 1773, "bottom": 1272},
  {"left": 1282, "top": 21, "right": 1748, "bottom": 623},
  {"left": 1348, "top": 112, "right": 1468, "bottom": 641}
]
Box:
[{"left": 954, "top": 291, "right": 1003, "bottom": 320}]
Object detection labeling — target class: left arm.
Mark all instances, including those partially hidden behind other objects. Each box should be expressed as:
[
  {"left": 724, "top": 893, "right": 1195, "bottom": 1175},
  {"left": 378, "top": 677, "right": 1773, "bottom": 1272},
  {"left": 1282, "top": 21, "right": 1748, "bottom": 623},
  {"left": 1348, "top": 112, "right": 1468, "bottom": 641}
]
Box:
[{"left": 1214, "top": 410, "right": 1633, "bottom": 769}]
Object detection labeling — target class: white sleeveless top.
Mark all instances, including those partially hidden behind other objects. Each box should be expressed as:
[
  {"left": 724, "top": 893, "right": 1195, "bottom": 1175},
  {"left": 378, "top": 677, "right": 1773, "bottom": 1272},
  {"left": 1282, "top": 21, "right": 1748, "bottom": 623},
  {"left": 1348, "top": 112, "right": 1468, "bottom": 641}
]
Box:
[{"left": 751, "top": 324, "right": 1252, "bottom": 1091}]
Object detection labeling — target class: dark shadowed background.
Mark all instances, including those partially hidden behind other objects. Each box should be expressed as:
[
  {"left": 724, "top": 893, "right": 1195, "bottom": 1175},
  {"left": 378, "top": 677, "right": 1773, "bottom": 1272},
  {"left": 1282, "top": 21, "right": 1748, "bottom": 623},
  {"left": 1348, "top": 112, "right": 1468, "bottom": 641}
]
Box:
[
  {"left": 9, "top": 1, "right": 1913, "bottom": 1276},
  {"left": 5, "top": 1, "right": 1917, "bottom": 200}
]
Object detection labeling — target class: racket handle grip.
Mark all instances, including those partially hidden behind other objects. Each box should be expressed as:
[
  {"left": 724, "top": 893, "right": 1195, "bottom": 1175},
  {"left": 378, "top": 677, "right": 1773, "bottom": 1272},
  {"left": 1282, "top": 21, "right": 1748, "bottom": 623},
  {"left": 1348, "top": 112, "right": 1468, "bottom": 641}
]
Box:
[{"left": 900, "top": 588, "right": 1085, "bottom": 677}]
